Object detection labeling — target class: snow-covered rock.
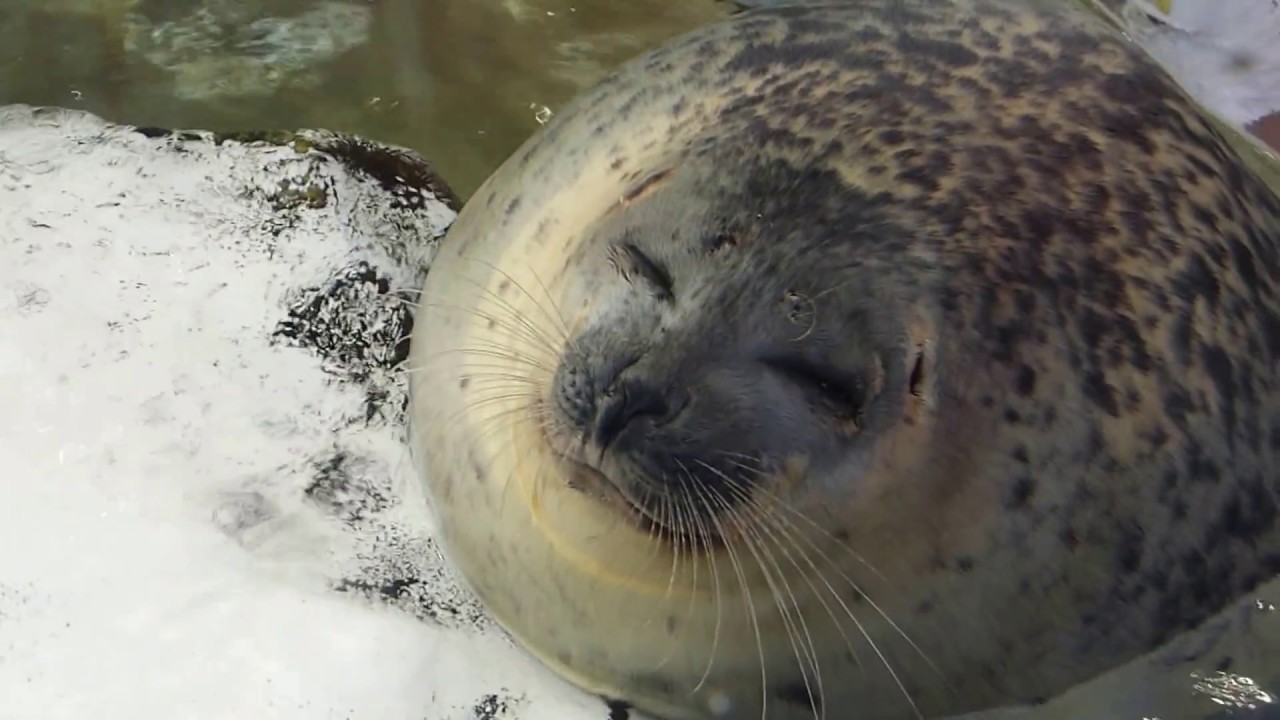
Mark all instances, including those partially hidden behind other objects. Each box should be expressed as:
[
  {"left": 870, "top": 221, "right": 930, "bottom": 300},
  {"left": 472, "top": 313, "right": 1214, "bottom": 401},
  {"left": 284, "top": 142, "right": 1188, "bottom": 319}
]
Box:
[{"left": 0, "top": 104, "right": 608, "bottom": 720}]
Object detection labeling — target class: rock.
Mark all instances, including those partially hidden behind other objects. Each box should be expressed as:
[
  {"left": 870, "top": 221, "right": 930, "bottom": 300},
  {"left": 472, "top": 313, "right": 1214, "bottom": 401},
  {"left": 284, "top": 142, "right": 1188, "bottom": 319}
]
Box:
[{"left": 0, "top": 104, "right": 608, "bottom": 720}]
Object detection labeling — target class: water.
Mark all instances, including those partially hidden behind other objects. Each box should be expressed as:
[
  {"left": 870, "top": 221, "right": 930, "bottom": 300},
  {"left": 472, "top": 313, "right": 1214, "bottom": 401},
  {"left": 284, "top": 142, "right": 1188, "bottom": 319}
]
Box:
[{"left": 0, "top": 0, "right": 730, "bottom": 199}]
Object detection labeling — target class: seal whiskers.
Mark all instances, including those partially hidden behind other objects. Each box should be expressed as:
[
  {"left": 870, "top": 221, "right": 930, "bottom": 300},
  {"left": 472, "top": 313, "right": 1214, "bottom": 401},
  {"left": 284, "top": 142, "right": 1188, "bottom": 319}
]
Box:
[
  {"left": 715, "top": 480, "right": 831, "bottom": 720},
  {"left": 702, "top": 457, "right": 932, "bottom": 720},
  {"left": 675, "top": 469, "right": 728, "bottom": 695},
  {"left": 688, "top": 471, "right": 772, "bottom": 719}
]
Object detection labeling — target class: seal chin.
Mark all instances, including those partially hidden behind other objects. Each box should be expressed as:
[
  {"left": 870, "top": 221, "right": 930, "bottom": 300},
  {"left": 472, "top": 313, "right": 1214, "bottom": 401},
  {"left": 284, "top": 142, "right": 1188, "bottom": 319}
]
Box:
[
  {"left": 559, "top": 452, "right": 644, "bottom": 519},
  {"left": 546, "top": 428, "right": 730, "bottom": 548},
  {"left": 576, "top": 448, "right": 737, "bottom": 543}
]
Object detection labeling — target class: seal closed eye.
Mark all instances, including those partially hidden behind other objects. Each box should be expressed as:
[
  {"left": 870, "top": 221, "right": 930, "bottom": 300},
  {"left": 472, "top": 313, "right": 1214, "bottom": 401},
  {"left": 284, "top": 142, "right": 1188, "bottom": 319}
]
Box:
[{"left": 408, "top": 0, "right": 1280, "bottom": 718}]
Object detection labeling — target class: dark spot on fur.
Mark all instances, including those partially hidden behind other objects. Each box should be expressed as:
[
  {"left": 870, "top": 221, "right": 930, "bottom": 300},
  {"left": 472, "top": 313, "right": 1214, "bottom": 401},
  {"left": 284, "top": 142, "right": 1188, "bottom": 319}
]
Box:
[
  {"left": 896, "top": 35, "right": 980, "bottom": 68},
  {"left": 1219, "top": 474, "right": 1278, "bottom": 545},
  {"left": 1200, "top": 344, "right": 1238, "bottom": 443},
  {"left": 1115, "top": 519, "right": 1145, "bottom": 574},
  {"left": 1081, "top": 370, "right": 1119, "bottom": 417},
  {"left": 1060, "top": 526, "right": 1079, "bottom": 551},
  {"left": 1015, "top": 364, "right": 1037, "bottom": 396},
  {"left": 1228, "top": 236, "right": 1261, "bottom": 289},
  {"left": 1007, "top": 476, "right": 1036, "bottom": 510},
  {"left": 1184, "top": 440, "right": 1222, "bottom": 484},
  {"left": 1174, "top": 252, "right": 1222, "bottom": 309}
]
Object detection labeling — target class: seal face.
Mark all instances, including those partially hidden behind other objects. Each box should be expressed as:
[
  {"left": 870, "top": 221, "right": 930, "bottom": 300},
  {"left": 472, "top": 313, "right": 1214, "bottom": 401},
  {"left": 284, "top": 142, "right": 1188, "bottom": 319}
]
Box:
[
  {"left": 408, "top": 1, "right": 1280, "bottom": 718},
  {"left": 544, "top": 161, "right": 911, "bottom": 553}
]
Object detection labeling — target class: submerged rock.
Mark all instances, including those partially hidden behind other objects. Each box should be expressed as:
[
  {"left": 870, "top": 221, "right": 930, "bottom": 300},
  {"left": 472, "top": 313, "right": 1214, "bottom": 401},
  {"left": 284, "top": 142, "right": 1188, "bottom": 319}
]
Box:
[{"left": 122, "top": 0, "right": 374, "bottom": 101}]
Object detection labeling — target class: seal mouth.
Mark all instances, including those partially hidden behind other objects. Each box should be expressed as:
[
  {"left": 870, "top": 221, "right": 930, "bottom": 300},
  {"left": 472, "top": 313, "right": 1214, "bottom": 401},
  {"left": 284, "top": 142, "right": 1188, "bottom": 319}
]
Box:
[
  {"left": 538, "top": 397, "right": 726, "bottom": 549},
  {"left": 562, "top": 456, "right": 725, "bottom": 550}
]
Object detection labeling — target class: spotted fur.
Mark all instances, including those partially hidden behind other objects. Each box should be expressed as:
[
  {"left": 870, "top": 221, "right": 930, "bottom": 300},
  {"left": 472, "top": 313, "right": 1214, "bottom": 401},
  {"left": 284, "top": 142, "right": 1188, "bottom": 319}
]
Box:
[{"left": 418, "top": 1, "right": 1280, "bottom": 717}]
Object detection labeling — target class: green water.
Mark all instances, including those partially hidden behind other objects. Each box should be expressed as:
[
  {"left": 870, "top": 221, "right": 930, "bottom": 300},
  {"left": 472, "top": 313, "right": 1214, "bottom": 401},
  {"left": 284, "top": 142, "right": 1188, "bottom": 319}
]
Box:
[{"left": 0, "top": 0, "right": 731, "bottom": 199}]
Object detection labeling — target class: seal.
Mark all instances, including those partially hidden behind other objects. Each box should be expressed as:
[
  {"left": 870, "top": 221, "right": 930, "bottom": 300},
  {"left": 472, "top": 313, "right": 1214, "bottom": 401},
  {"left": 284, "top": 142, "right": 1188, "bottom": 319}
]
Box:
[{"left": 407, "top": 1, "right": 1280, "bottom": 718}]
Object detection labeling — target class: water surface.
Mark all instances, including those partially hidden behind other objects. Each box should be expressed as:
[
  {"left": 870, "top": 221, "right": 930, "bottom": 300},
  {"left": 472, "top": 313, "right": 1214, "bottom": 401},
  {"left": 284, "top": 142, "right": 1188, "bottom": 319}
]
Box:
[{"left": 0, "top": 0, "right": 731, "bottom": 198}]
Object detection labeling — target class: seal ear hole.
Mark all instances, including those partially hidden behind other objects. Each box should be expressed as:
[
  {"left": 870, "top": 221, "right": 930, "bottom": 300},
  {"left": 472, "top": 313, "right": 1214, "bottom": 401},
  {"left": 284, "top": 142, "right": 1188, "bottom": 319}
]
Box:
[{"left": 909, "top": 351, "right": 927, "bottom": 398}]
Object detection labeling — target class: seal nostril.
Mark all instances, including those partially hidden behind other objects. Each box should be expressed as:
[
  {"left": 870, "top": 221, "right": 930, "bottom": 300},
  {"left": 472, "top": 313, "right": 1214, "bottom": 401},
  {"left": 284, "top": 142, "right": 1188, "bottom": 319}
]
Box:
[
  {"left": 555, "top": 363, "right": 598, "bottom": 429},
  {"left": 593, "top": 381, "right": 671, "bottom": 450}
]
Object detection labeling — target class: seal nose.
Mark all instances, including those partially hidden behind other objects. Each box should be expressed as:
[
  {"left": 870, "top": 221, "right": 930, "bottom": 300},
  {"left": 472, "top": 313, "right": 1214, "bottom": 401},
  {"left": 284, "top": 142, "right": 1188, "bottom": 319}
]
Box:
[{"left": 593, "top": 381, "right": 671, "bottom": 451}]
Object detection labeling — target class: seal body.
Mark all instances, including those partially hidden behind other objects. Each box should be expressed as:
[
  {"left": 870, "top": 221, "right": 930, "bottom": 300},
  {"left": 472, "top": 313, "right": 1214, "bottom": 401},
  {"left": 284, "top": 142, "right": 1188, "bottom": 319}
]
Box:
[{"left": 408, "top": 1, "right": 1280, "bottom": 718}]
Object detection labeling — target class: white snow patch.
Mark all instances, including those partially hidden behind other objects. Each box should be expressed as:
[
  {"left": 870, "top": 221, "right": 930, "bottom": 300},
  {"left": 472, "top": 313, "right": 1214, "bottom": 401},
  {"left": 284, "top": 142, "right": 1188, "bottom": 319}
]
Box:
[{"left": 1115, "top": 0, "right": 1280, "bottom": 128}]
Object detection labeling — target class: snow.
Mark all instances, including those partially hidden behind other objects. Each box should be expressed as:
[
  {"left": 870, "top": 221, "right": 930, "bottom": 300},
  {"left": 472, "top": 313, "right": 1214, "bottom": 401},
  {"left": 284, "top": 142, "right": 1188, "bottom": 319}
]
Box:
[
  {"left": 1113, "top": 0, "right": 1280, "bottom": 128},
  {"left": 0, "top": 105, "right": 609, "bottom": 720}
]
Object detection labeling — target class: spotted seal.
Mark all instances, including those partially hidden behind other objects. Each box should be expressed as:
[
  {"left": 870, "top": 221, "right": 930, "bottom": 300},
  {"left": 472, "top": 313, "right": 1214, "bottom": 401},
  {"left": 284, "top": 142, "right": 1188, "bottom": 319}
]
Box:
[{"left": 407, "top": 0, "right": 1280, "bottom": 718}]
